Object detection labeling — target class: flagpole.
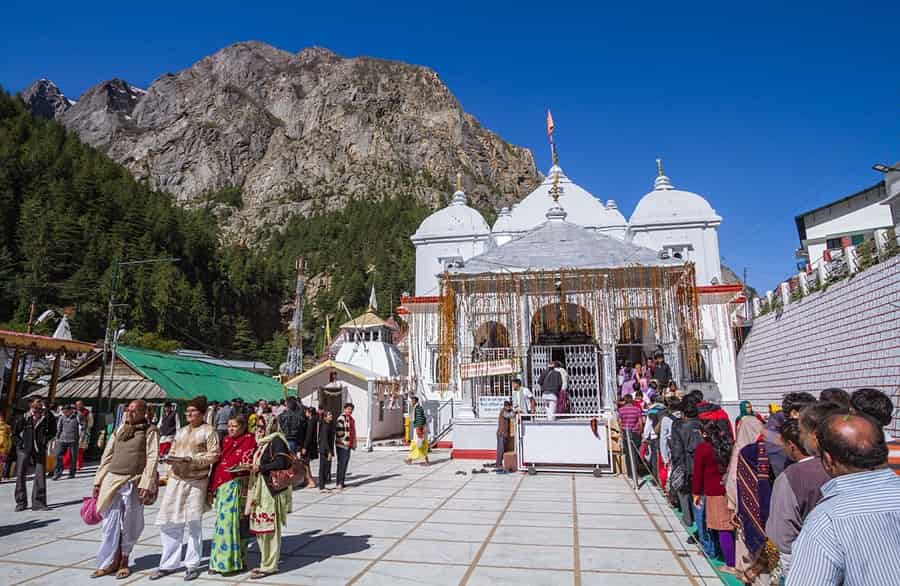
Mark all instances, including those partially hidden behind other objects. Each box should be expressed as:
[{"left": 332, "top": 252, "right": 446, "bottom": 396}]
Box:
[{"left": 547, "top": 109, "right": 560, "bottom": 203}]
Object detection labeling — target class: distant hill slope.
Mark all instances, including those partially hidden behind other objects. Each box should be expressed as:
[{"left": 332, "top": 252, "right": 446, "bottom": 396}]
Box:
[{"left": 22, "top": 42, "right": 541, "bottom": 233}]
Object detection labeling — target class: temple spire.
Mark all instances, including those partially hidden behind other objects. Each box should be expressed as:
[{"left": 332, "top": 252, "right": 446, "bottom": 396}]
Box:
[
  {"left": 653, "top": 158, "right": 674, "bottom": 191},
  {"left": 451, "top": 171, "right": 467, "bottom": 204}
]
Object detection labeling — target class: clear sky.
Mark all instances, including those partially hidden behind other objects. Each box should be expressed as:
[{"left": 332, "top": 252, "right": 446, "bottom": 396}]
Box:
[{"left": 3, "top": 0, "right": 898, "bottom": 292}]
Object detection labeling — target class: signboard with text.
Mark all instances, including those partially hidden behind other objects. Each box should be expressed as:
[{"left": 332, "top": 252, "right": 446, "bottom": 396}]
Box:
[
  {"left": 478, "top": 395, "right": 511, "bottom": 418},
  {"left": 460, "top": 358, "right": 518, "bottom": 379}
]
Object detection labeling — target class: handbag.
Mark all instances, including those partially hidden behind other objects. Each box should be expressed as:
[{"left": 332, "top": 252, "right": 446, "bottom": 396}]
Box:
[
  {"left": 81, "top": 496, "right": 102, "bottom": 525},
  {"left": 266, "top": 448, "right": 301, "bottom": 493}
]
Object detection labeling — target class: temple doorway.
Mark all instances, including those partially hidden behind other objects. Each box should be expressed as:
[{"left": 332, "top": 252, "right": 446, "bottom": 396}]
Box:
[
  {"left": 528, "top": 303, "right": 602, "bottom": 414},
  {"left": 615, "top": 317, "right": 658, "bottom": 371}
]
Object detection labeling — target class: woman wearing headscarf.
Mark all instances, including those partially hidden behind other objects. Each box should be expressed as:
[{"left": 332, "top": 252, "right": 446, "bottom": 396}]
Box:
[
  {"left": 208, "top": 415, "right": 256, "bottom": 576},
  {"left": 724, "top": 413, "right": 765, "bottom": 581},
  {"left": 246, "top": 417, "right": 293, "bottom": 579},
  {"left": 254, "top": 406, "right": 273, "bottom": 442},
  {"left": 734, "top": 401, "right": 765, "bottom": 434}
]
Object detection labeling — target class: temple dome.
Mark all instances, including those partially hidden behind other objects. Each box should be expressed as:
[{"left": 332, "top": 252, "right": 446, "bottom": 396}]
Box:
[
  {"left": 604, "top": 199, "right": 628, "bottom": 227},
  {"left": 630, "top": 172, "right": 720, "bottom": 226},
  {"left": 492, "top": 207, "right": 514, "bottom": 234},
  {"left": 412, "top": 189, "right": 490, "bottom": 241},
  {"left": 505, "top": 165, "right": 615, "bottom": 233}
]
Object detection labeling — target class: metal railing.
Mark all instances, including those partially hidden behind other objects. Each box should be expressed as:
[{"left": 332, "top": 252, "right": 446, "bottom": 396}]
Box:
[
  {"left": 426, "top": 398, "right": 455, "bottom": 448},
  {"left": 757, "top": 229, "right": 899, "bottom": 316}
]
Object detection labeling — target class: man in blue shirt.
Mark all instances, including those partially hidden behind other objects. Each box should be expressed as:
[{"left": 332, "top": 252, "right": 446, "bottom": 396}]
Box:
[{"left": 787, "top": 413, "right": 900, "bottom": 586}]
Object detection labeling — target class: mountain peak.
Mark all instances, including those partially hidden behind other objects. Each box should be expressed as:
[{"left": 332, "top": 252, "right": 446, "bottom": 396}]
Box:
[
  {"left": 297, "top": 46, "right": 341, "bottom": 62},
  {"left": 20, "top": 42, "right": 541, "bottom": 234},
  {"left": 21, "top": 78, "right": 73, "bottom": 119}
]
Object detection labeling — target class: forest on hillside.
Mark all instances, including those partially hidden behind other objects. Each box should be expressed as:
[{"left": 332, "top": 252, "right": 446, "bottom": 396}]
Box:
[{"left": 0, "top": 87, "right": 434, "bottom": 370}]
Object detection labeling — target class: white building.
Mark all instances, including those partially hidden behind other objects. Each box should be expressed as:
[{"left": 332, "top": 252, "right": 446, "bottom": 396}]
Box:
[
  {"left": 795, "top": 181, "right": 894, "bottom": 269},
  {"left": 401, "top": 160, "right": 743, "bottom": 455},
  {"left": 284, "top": 309, "right": 407, "bottom": 445}
]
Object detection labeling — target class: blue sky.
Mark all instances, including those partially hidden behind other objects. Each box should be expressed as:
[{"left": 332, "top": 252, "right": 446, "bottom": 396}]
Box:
[{"left": 3, "top": 1, "right": 898, "bottom": 292}]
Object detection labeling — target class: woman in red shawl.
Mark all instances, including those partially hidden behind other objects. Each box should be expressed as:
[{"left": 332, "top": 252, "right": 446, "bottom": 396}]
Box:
[{"left": 208, "top": 414, "right": 256, "bottom": 575}]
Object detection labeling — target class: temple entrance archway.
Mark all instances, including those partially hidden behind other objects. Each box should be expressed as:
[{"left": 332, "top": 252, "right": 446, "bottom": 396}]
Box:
[
  {"left": 473, "top": 321, "right": 510, "bottom": 350},
  {"left": 530, "top": 302, "right": 594, "bottom": 347},
  {"left": 528, "top": 303, "right": 602, "bottom": 414},
  {"left": 615, "top": 317, "right": 658, "bottom": 370}
]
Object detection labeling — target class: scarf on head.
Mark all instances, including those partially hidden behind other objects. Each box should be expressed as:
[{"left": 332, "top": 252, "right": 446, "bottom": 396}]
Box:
[
  {"left": 117, "top": 420, "right": 149, "bottom": 442},
  {"left": 735, "top": 401, "right": 752, "bottom": 427},
  {"left": 726, "top": 416, "right": 764, "bottom": 506}
]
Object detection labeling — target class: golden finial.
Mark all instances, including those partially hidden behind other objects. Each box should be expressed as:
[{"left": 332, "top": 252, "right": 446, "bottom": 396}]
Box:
[
  {"left": 550, "top": 167, "right": 561, "bottom": 203},
  {"left": 656, "top": 158, "right": 664, "bottom": 177},
  {"left": 456, "top": 172, "right": 462, "bottom": 192}
]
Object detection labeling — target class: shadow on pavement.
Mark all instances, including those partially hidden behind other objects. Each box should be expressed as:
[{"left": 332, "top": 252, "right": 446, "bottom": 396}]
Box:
[
  {"left": 279, "top": 531, "right": 374, "bottom": 571},
  {"left": 132, "top": 551, "right": 162, "bottom": 572},
  {"left": 49, "top": 498, "right": 85, "bottom": 510},
  {"left": 0, "top": 518, "right": 59, "bottom": 538},
  {"left": 343, "top": 474, "right": 400, "bottom": 488}
]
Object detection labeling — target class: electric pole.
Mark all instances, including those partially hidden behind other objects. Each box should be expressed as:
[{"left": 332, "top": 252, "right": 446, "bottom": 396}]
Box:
[
  {"left": 96, "top": 257, "right": 178, "bottom": 412},
  {"left": 286, "top": 257, "right": 305, "bottom": 377}
]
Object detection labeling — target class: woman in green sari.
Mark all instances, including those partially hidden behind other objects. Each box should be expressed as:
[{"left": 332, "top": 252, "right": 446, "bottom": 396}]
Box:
[
  {"left": 246, "top": 416, "right": 293, "bottom": 579},
  {"left": 208, "top": 415, "right": 257, "bottom": 575}
]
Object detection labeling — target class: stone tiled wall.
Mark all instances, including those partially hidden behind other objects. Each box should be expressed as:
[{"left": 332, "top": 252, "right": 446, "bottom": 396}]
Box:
[{"left": 738, "top": 256, "right": 900, "bottom": 409}]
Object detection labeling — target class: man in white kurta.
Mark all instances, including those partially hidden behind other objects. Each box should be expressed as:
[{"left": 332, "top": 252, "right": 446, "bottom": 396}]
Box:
[
  {"left": 92, "top": 400, "right": 159, "bottom": 578},
  {"left": 151, "top": 396, "right": 220, "bottom": 581}
]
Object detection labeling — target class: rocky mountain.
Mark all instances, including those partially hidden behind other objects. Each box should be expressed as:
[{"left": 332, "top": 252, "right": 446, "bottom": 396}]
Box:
[
  {"left": 21, "top": 79, "right": 74, "bottom": 119},
  {"left": 23, "top": 42, "right": 540, "bottom": 232}
]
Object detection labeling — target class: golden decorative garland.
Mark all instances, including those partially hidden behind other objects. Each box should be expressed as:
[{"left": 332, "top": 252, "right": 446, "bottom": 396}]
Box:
[{"left": 436, "top": 263, "right": 704, "bottom": 384}]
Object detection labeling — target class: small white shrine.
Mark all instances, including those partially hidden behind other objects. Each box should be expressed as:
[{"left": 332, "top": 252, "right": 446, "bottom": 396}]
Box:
[{"left": 285, "top": 308, "right": 407, "bottom": 446}]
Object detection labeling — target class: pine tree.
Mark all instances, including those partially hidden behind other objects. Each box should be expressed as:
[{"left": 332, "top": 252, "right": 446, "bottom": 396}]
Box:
[{"left": 231, "top": 317, "right": 258, "bottom": 360}]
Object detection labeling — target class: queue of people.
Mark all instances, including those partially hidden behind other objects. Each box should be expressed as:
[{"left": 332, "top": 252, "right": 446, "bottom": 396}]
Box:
[{"left": 617, "top": 385, "right": 900, "bottom": 586}]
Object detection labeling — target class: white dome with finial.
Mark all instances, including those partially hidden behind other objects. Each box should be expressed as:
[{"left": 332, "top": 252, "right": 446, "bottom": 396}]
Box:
[
  {"left": 492, "top": 206, "right": 514, "bottom": 234},
  {"left": 412, "top": 186, "right": 490, "bottom": 241},
  {"left": 505, "top": 165, "right": 617, "bottom": 234},
  {"left": 604, "top": 199, "right": 628, "bottom": 226},
  {"left": 630, "top": 161, "right": 720, "bottom": 226}
]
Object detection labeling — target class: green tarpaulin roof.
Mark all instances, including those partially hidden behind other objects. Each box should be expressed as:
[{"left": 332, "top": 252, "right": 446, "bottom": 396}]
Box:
[{"left": 116, "top": 346, "right": 285, "bottom": 403}]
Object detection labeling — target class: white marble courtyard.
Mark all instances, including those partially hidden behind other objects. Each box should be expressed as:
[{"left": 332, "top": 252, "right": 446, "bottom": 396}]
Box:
[{"left": 0, "top": 450, "right": 720, "bottom": 585}]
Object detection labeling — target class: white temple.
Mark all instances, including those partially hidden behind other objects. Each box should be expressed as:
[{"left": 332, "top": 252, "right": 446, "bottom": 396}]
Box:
[
  {"left": 285, "top": 309, "right": 407, "bottom": 446},
  {"left": 401, "top": 159, "right": 743, "bottom": 455}
]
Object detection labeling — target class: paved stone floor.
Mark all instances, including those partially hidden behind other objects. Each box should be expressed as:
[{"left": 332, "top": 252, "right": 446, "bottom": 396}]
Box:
[{"left": 0, "top": 450, "right": 721, "bottom": 585}]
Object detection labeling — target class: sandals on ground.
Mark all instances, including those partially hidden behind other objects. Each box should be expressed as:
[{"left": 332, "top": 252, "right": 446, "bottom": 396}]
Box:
[
  {"left": 90, "top": 566, "right": 118, "bottom": 579},
  {"left": 250, "top": 569, "right": 274, "bottom": 579}
]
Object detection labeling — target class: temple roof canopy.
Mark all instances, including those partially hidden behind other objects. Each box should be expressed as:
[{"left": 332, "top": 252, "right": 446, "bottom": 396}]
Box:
[{"left": 448, "top": 217, "right": 679, "bottom": 275}]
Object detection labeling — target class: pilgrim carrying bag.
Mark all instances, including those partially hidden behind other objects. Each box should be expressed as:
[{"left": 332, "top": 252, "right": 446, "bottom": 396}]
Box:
[{"left": 266, "top": 449, "right": 301, "bottom": 493}]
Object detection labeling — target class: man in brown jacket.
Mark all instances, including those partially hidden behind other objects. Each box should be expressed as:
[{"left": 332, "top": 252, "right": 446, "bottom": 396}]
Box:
[
  {"left": 496, "top": 401, "right": 514, "bottom": 474},
  {"left": 92, "top": 400, "right": 159, "bottom": 578}
]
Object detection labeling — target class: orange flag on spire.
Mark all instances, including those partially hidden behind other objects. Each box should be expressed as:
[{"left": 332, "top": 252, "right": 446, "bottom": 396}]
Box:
[{"left": 546, "top": 109, "right": 555, "bottom": 137}]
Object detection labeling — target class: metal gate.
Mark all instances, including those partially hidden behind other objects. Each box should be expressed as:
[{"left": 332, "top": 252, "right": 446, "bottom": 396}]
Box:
[{"left": 529, "top": 344, "right": 602, "bottom": 414}]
